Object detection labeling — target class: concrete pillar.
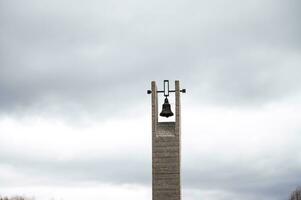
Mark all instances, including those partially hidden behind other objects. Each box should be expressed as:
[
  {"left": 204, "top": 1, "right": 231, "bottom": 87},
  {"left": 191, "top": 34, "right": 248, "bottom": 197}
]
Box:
[{"left": 151, "top": 80, "right": 181, "bottom": 200}]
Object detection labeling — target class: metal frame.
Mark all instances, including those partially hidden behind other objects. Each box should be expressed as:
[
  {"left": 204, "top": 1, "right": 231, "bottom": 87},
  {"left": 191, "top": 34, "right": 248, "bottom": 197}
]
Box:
[{"left": 147, "top": 80, "right": 186, "bottom": 95}]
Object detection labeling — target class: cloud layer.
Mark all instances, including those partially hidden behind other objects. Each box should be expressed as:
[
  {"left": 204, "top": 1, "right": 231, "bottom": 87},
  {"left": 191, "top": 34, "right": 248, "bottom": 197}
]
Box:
[{"left": 1, "top": 0, "right": 301, "bottom": 199}]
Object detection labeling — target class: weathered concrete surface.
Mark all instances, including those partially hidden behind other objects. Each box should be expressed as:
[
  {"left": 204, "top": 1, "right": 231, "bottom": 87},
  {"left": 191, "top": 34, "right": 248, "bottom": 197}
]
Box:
[{"left": 151, "top": 81, "right": 181, "bottom": 200}]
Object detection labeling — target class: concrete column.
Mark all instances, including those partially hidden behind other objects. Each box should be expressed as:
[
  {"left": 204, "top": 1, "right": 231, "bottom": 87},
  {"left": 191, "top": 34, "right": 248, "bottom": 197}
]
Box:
[{"left": 152, "top": 80, "right": 181, "bottom": 200}]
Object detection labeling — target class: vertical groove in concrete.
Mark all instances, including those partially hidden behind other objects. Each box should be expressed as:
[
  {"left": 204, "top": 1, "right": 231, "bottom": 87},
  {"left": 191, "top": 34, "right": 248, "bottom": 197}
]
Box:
[
  {"left": 152, "top": 81, "right": 181, "bottom": 200},
  {"left": 151, "top": 81, "right": 158, "bottom": 200},
  {"left": 175, "top": 80, "right": 181, "bottom": 200}
]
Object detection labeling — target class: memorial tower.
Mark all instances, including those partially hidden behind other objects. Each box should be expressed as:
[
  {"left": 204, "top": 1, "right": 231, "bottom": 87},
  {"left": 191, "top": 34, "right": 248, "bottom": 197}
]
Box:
[{"left": 148, "top": 80, "right": 185, "bottom": 200}]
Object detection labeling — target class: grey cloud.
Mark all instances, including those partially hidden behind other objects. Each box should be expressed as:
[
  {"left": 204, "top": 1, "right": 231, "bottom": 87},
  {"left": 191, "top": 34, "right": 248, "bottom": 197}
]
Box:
[
  {"left": 1, "top": 147, "right": 300, "bottom": 199},
  {"left": 1, "top": 0, "right": 301, "bottom": 118},
  {"left": 183, "top": 161, "right": 301, "bottom": 200},
  {"left": 0, "top": 151, "right": 151, "bottom": 186},
  {"left": 1, "top": 1, "right": 301, "bottom": 198}
]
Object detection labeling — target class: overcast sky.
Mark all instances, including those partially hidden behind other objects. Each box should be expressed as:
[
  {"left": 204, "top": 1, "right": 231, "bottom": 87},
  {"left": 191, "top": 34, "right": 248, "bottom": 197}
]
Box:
[{"left": 1, "top": 0, "right": 301, "bottom": 199}]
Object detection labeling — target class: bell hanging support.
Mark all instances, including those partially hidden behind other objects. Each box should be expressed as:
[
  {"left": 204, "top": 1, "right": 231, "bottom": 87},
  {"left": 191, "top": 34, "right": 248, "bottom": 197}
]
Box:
[{"left": 147, "top": 80, "right": 186, "bottom": 118}]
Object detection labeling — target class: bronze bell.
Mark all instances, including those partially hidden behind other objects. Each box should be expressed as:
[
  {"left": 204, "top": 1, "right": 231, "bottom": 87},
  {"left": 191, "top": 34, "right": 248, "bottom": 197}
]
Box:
[{"left": 160, "top": 97, "right": 174, "bottom": 118}]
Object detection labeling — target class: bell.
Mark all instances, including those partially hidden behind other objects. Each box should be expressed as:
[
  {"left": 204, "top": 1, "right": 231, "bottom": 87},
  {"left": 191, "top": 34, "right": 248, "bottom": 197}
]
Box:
[{"left": 160, "top": 97, "right": 174, "bottom": 118}]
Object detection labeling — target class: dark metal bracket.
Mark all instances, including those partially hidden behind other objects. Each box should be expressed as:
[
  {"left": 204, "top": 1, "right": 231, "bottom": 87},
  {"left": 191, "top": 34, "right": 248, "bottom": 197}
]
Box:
[{"left": 147, "top": 80, "right": 186, "bottom": 95}]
